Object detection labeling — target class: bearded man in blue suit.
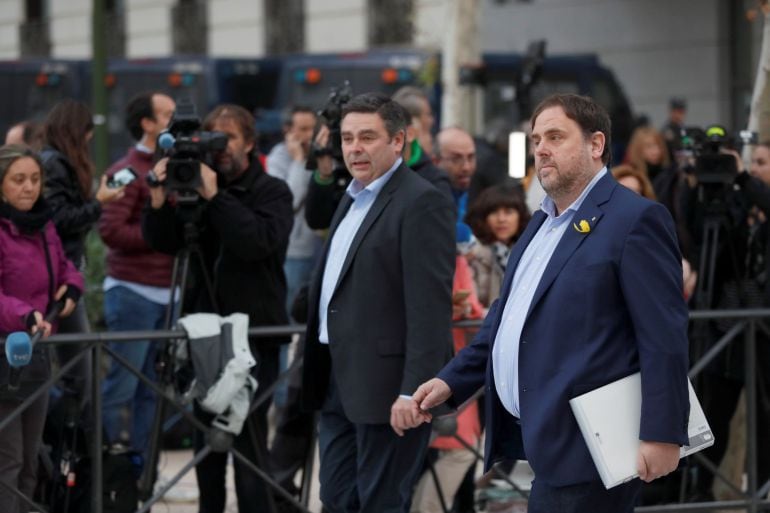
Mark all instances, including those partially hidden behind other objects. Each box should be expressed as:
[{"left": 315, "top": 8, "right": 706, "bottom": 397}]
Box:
[{"left": 409, "top": 93, "right": 690, "bottom": 512}]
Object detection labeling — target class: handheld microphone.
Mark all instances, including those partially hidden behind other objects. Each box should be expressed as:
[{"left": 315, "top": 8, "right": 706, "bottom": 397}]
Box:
[{"left": 5, "top": 300, "right": 64, "bottom": 391}]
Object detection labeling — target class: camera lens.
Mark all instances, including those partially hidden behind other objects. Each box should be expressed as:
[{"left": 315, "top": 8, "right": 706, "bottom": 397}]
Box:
[{"left": 174, "top": 162, "right": 197, "bottom": 184}]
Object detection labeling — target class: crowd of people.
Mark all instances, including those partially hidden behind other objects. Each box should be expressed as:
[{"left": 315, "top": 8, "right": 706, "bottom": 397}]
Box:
[{"left": 0, "top": 85, "right": 768, "bottom": 513}]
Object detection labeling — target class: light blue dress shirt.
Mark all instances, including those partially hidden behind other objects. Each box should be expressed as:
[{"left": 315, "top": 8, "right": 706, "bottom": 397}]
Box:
[
  {"left": 492, "top": 168, "right": 607, "bottom": 417},
  {"left": 318, "top": 158, "right": 403, "bottom": 344}
]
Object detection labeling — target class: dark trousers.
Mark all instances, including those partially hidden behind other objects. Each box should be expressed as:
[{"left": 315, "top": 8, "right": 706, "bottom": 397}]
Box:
[
  {"left": 0, "top": 394, "right": 49, "bottom": 513},
  {"left": 194, "top": 346, "right": 279, "bottom": 513},
  {"left": 318, "top": 377, "right": 431, "bottom": 513},
  {"left": 528, "top": 478, "right": 641, "bottom": 513},
  {"left": 695, "top": 370, "right": 770, "bottom": 493},
  {"left": 55, "top": 299, "right": 92, "bottom": 408}
]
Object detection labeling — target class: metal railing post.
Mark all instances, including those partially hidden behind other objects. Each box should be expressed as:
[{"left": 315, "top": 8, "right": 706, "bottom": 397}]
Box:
[
  {"left": 91, "top": 341, "right": 103, "bottom": 513},
  {"left": 746, "top": 319, "right": 759, "bottom": 513}
]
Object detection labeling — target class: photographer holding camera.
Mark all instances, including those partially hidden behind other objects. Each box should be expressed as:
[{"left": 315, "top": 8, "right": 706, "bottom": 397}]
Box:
[
  {"left": 686, "top": 138, "right": 770, "bottom": 501},
  {"left": 141, "top": 103, "right": 293, "bottom": 513}
]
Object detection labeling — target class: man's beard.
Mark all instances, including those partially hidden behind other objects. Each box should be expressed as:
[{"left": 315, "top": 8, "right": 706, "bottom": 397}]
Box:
[{"left": 217, "top": 155, "right": 245, "bottom": 181}]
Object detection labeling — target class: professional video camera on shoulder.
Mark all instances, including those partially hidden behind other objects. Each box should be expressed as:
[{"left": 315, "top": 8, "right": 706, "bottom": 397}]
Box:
[
  {"left": 154, "top": 97, "right": 228, "bottom": 198},
  {"left": 680, "top": 125, "right": 758, "bottom": 185},
  {"left": 306, "top": 81, "right": 353, "bottom": 170}
]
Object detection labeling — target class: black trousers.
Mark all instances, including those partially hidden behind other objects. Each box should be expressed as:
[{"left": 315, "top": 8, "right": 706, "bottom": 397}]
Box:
[
  {"left": 194, "top": 346, "right": 279, "bottom": 513},
  {"left": 695, "top": 369, "right": 770, "bottom": 494},
  {"left": 317, "top": 376, "right": 431, "bottom": 513},
  {"left": 528, "top": 478, "right": 641, "bottom": 513}
]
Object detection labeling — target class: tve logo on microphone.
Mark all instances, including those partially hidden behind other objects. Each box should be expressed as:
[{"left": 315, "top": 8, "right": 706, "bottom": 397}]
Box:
[{"left": 5, "top": 332, "right": 33, "bottom": 367}]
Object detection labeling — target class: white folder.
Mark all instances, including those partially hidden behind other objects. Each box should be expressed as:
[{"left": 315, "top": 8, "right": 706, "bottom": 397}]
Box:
[{"left": 569, "top": 372, "right": 714, "bottom": 489}]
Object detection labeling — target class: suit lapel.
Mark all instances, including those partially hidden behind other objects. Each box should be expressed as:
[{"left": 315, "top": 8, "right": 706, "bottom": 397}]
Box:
[
  {"left": 525, "top": 173, "right": 615, "bottom": 318},
  {"left": 334, "top": 164, "right": 405, "bottom": 292}
]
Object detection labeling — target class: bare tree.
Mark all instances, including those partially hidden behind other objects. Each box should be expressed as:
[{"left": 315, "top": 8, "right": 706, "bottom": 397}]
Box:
[
  {"left": 368, "top": 0, "right": 414, "bottom": 47},
  {"left": 265, "top": 0, "right": 304, "bottom": 55},
  {"left": 747, "top": 1, "right": 770, "bottom": 151}
]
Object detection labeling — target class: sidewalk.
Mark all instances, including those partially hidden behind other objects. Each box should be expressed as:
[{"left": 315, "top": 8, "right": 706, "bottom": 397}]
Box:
[{"left": 154, "top": 447, "right": 533, "bottom": 513}]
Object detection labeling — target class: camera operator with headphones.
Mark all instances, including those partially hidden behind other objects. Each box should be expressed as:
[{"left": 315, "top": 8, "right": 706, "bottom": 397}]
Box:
[
  {"left": 688, "top": 140, "right": 770, "bottom": 501},
  {"left": 141, "top": 104, "right": 293, "bottom": 513}
]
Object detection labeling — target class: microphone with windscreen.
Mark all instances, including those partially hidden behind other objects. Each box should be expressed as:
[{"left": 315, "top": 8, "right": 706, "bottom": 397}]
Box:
[{"left": 5, "top": 300, "right": 63, "bottom": 391}]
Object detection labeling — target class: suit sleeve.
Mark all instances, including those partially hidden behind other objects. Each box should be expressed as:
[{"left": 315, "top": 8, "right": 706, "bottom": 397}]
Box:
[
  {"left": 437, "top": 298, "right": 501, "bottom": 406},
  {"left": 619, "top": 202, "right": 690, "bottom": 445},
  {"left": 399, "top": 188, "right": 456, "bottom": 395}
]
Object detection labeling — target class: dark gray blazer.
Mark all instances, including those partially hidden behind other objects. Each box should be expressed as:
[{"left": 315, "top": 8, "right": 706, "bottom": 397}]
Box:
[{"left": 301, "top": 162, "right": 456, "bottom": 424}]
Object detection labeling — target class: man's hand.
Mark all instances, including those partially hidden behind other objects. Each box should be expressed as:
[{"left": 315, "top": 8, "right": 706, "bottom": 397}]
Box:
[
  {"left": 149, "top": 158, "right": 169, "bottom": 209},
  {"left": 412, "top": 378, "right": 453, "bottom": 419},
  {"left": 286, "top": 132, "right": 305, "bottom": 162},
  {"left": 313, "top": 126, "right": 334, "bottom": 180},
  {"left": 637, "top": 441, "right": 680, "bottom": 482},
  {"left": 198, "top": 163, "right": 219, "bottom": 200},
  {"left": 390, "top": 396, "right": 428, "bottom": 436}
]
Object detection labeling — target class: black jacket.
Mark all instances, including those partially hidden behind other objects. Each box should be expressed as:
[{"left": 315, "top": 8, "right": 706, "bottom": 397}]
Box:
[
  {"left": 142, "top": 158, "right": 294, "bottom": 347},
  {"left": 410, "top": 148, "right": 454, "bottom": 205},
  {"left": 41, "top": 147, "right": 102, "bottom": 266}
]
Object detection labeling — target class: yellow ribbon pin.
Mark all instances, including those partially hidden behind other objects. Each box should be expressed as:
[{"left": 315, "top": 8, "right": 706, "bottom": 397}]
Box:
[{"left": 573, "top": 219, "right": 591, "bottom": 233}]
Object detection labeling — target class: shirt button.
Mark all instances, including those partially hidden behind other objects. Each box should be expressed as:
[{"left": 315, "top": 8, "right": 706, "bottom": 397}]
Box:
[
  {"left": 523, "top": 387, "right": 528, "bottom": 392},
  {"left": 521, "top": 340, "right": 527, "bottom": 344}
]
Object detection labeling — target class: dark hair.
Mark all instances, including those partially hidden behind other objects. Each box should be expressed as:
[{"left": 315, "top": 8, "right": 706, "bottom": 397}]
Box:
[
  {"left": 465, "top": 183, "right": 531, "bottom": 245},
  {"left": 0, "top": 144, "right": 44, "bottom": 186},
  {"left": 44, "top": 99, "right": 95, "bottom": 197},
  {"left": 531, "top": 93, "right": 612, "bottom": 165},
  {"left": 203, "top": 104, "right": 257, "bottom": 149},
  {"left": 281, "top": 105, "right": 315, "bottom": 128},
  {"left": 341, "top": 92, "right": 408, "bottom": 138},
  {"left": 125, "top": 92, "right": 155, "bottom": 141}
]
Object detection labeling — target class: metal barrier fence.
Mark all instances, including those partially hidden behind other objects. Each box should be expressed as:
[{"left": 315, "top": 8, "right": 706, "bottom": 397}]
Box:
[{"left": 1, "top": 310, "right": 769, "bottom": 512}]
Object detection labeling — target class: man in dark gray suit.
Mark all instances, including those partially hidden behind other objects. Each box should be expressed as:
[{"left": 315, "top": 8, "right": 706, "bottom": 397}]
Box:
[{"left": 301, "top": 92, "right": 455, "bottom": 513}]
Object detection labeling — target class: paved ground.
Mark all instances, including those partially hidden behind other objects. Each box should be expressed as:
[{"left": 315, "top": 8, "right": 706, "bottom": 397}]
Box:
[{"left": 154, "top": 445, "right": 535, "bottom": 513}]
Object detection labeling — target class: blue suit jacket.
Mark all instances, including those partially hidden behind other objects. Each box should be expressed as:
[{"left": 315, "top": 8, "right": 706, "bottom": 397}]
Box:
[{"left": 437, "top": 173, "right": 690, "bottom": 486}]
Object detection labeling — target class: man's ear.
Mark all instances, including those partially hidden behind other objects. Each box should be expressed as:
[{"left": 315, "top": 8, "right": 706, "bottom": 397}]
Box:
[
  {"left": 590, "top": 131, "right": 606, "bottom": 161},
  {"left": 245, "top": 140, "right": 256, "bottom": 155},
  {"left": 405, "top": 124, "right": 417, "bottom": 144},
  {"left": 393, "top": 129, "right": 406, "bottom": 154}
]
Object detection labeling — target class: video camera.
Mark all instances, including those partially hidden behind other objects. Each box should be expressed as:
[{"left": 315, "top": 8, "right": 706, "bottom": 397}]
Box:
[
  {"left": 680, "top": 125, "right": 758, "bottom": 185},
  {"left": 156, "top": 98, "right": 228, "bottom": 195},
  {"left": 306, "top": 81, "right": 353, "bottom": 170}
]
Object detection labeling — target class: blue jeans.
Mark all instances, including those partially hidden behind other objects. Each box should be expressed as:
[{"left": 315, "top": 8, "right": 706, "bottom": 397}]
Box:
[
  {"left": 101, "top": 286, "right": 168, "bottom": 456},
  {"left": 276, "top": 256, "right": 316, "bottom": 407},
  {"left": 283, "top": 256, "right": 316, "bottom": 318}
]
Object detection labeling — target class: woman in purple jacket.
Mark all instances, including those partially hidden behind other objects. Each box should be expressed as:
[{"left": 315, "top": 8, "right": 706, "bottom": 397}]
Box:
[{"left": 0, "top": 145, "right": 83, "bottom": 513}]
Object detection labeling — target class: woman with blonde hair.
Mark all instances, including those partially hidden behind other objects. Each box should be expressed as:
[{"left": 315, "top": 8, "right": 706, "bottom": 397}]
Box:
[
  {"left": 611, "top": 163, "right": 657, "bottom": 200},
  {"left": 626, "top": 126, "right": 670, "bottom": 183}
]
